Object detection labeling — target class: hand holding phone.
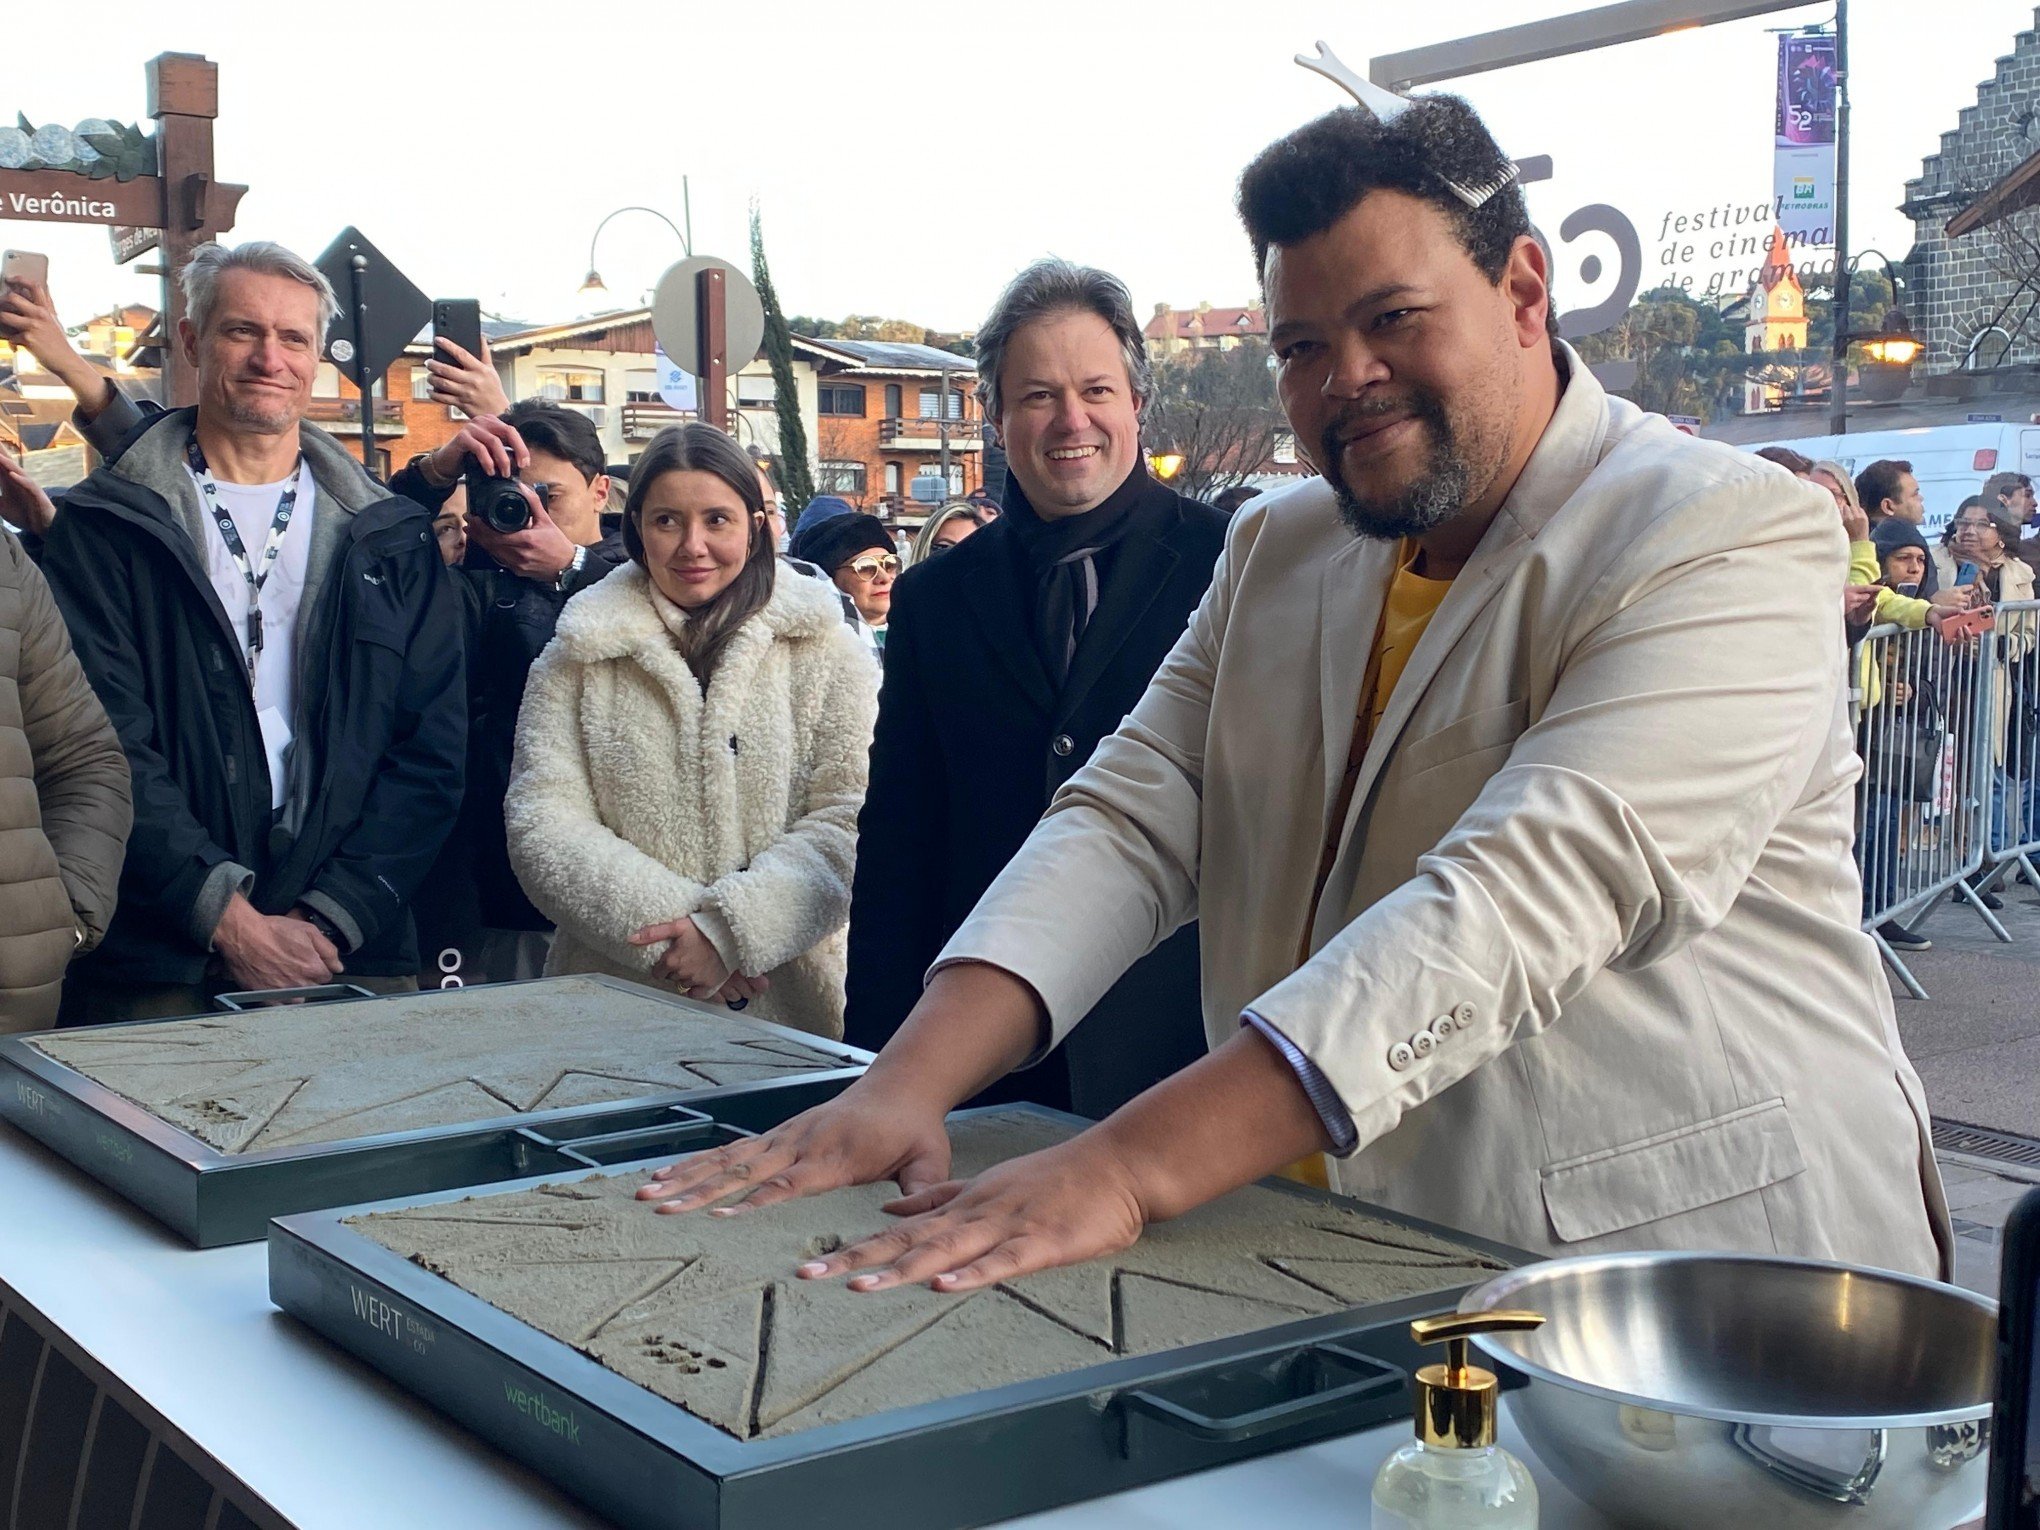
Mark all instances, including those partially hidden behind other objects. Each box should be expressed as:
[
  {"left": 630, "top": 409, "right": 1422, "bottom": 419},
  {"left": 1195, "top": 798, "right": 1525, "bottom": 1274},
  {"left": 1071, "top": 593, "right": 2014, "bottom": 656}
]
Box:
[
  {"left": 1940, "top": 606, "right": 1996, "bottom": 644},
  {"left": 1, "top": 250, "right": 49, "bottom": 291}
]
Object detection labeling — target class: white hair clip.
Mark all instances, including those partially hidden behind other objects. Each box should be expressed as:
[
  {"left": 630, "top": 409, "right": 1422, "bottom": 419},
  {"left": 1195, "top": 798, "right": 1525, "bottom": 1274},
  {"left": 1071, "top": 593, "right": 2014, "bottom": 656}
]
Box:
[{"left": 1293, "top": 39, "right": 1522, "bottom": 211}]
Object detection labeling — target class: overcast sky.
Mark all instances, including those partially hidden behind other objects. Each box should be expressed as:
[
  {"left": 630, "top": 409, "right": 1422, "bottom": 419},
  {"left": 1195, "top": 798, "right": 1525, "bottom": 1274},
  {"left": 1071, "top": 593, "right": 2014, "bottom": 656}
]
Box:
[{"left": 4, "top": 0, "right": 2032, "bottom": 338}]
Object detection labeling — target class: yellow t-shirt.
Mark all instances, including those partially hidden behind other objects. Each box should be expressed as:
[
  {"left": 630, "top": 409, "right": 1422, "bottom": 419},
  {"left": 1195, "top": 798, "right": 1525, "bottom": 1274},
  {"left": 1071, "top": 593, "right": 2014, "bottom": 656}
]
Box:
[
  {"left": 1370, "top": 545, "right": 1457, "bottom": 733},
  {"left": 1280, "top": 542, "right": 1455, "bottom": 1190}
]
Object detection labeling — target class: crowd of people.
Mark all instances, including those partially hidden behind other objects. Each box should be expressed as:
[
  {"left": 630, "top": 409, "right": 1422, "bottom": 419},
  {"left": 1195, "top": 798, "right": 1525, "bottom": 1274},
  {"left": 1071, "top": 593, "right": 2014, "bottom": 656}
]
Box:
[
  {"left": 1756, "top": 444, "right": 2040, "bottom": 952},
  {"left": 0, "top": 238, "right": 1232, "bottom": 1123},
  {"left": 0, "top": 88, "right": 1954, "bottom": 1291}
]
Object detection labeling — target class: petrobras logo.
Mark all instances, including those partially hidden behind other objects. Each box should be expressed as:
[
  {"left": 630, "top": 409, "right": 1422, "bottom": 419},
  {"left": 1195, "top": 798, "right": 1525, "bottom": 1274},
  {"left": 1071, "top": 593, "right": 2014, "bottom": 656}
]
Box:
[{"left": 1792, "top": 177, "right": 1818, "bottom": 202}]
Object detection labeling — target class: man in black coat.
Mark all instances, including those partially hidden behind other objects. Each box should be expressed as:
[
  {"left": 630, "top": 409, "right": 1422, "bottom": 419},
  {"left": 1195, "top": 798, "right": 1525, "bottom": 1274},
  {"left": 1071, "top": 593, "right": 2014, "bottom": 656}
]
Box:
[
  {"left": 845, "top": 259, "right": 1225, "bottom": 1118},
  {"left": 39, "top": 242, "right": 465, "bottom": 1021}
]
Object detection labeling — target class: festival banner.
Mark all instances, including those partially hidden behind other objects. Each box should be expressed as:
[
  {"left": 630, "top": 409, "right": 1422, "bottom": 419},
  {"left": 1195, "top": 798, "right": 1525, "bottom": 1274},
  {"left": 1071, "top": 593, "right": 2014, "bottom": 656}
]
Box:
[{"left": 1774, "top": 34, "right": 1837, "bottom": 247}]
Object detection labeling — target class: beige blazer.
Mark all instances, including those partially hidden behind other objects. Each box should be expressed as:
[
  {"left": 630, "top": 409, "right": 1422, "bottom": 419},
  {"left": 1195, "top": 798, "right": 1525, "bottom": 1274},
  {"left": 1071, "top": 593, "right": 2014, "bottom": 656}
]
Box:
[{"left": 942, "top": 352, "right": 1950, "bottom": 1279}]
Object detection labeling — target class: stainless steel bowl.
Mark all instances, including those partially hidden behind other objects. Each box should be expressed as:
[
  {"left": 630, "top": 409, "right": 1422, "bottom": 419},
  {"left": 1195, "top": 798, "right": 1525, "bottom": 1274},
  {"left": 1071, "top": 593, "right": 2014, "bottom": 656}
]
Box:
[{"left": 1459, "top": 1252, "right": 1995, "bottom": 1529}]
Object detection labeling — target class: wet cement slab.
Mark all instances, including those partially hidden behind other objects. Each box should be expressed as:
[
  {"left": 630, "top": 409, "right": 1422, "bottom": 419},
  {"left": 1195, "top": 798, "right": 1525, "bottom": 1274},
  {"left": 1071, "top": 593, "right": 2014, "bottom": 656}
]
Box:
[
  {"left": 31, "top": 977, "right": 845, "bottom": 1153},
  {"left": 352, "top": 1110, "right": 1508, "bottom": 1441}
]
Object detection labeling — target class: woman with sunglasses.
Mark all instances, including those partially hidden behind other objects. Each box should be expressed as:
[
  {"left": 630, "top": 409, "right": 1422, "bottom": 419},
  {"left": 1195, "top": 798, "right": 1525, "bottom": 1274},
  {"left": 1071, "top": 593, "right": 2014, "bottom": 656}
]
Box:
[
  {"left": 792, "top": 512, "right": 899, "bottom": 657},
  {"left": 504, "top": 423, "right": 879, "bottom": 1038}
]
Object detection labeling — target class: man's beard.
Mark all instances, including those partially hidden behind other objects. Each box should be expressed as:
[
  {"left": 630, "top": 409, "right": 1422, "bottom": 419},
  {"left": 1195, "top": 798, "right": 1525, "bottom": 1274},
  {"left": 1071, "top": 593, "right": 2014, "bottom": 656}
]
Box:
[
  {"left": 1319, "top": 389, "right": 1470, "bottom": 543},
  {"left": 223, "top": 383, "right": 298, "bottom": 435}
]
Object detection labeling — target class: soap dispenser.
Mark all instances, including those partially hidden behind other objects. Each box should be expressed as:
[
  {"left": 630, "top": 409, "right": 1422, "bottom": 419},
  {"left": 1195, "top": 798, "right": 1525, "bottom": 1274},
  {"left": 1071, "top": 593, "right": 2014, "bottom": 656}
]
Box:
[{"left": 1371, "top": 1309, "right": 1545, "bottom": 1530}]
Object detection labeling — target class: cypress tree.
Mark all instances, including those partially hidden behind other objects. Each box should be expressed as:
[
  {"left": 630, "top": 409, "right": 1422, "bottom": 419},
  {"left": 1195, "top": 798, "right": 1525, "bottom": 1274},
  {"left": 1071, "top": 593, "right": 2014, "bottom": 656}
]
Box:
[{"left": 750, "top": 205, "right": 816, "bottom": 513}]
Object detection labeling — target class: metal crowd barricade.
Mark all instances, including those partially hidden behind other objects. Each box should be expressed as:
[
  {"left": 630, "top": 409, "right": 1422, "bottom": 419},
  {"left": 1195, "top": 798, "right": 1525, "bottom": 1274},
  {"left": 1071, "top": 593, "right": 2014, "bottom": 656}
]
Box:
[
  {"left": 1982, "top": 598, "right": 2040, "bottom": 898},
  {"left": 1853, "top": 616, "right": 2001, "bottom": 1000}
]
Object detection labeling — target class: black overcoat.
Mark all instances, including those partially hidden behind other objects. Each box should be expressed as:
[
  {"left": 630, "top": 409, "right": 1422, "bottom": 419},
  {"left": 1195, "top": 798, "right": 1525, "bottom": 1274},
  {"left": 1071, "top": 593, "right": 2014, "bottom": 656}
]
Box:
[{"left": 844, "top": 476, "right": 1226, "bottom": 1117}]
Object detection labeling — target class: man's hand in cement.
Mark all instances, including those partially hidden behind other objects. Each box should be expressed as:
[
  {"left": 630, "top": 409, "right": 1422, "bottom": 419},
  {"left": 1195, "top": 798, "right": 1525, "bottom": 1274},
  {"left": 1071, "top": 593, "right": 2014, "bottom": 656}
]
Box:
[
  {"left": 637, "top": 1085, "right": 953, "bottom": 1214},
  {"left": 639, "top": 959, "right": 1336, "bottom": 1291},
  {"left": 790, "top": 1026, "right": 1334, "bottom": 1292}
]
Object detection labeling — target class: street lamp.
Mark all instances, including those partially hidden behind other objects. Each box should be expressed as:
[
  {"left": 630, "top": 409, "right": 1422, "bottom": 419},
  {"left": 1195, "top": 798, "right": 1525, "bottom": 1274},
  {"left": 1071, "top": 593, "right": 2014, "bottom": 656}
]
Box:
[
  {"left": 1860, "top": 313, "right": 1923, "bottom": 368},
  {"left": 1148, "top": 452, "right": 1187, "bottom": 481},
  {"left": 580, "top": 194, "right": 692, "bottom": 300},
  {"left": 1832, "top": 249, "right": 1918, "bottom": 409}
]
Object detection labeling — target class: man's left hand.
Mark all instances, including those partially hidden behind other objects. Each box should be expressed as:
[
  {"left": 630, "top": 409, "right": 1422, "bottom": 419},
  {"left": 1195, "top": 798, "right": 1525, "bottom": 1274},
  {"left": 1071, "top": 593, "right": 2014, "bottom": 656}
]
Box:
[
  {"left": 466, "top": 493, "right": 576, "bottom": 583},
  {"left": 794, "top": 1134, "right": 1149, "bottom": 1294},
  {"left": 1844, "top": 584, "right": 1881, "bottom": 625}
]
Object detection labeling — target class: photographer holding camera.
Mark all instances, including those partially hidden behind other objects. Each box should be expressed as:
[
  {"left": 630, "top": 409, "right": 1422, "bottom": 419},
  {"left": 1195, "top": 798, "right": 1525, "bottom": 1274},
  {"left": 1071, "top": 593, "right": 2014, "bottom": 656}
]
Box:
[{"left": 394, "top": 401, "right": 629, "bottom": 983}]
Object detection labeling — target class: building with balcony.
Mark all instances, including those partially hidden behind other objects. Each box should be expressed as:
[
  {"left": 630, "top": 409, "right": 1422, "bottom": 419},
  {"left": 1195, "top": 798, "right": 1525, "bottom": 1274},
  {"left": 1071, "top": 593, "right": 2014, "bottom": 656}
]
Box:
[
  {"left": 801, "top": 338, "right": 980, "bottom": 518},
  {"left": 1143, "top": 301, "right": 1268, "bottom": 360},
  {"left": 479, "top": 309, "right": 824, "bottom": 469}
]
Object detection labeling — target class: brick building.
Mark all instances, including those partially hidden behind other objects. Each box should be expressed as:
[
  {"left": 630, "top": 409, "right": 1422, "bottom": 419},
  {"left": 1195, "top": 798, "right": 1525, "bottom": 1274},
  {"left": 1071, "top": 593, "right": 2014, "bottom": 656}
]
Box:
[
  {"left": 1904, "top": 7, "right": 2040, "bottom": 372},
  {"left": 801, "top": 338, "right": 981, "bottom": 518},
  {"left": 311, "top": 310, "right": 829, "bottom": 478}
]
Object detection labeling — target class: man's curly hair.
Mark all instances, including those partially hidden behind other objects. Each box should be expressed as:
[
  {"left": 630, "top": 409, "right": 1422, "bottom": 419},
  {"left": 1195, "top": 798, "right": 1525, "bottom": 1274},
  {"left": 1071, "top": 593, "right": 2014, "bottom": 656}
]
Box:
[{"left": 1237, "top": 97, "right": 1556, "bottom": 336}]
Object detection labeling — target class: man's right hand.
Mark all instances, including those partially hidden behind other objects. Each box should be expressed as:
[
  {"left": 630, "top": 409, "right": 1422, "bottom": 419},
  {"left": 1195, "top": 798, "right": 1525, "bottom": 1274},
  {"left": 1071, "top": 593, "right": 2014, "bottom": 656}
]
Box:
[
  {"left": 421, "top": 415, "right": 528, "bottom": 490},
  {"left": 213, "top": 893, "right": 341, "bottom": 992},
  {"left": 636, "top": 1082, "right": 953, "bottom": 1216},
  {"left": 636, "top": 961, "right": 1052, "bottom": 1218}
]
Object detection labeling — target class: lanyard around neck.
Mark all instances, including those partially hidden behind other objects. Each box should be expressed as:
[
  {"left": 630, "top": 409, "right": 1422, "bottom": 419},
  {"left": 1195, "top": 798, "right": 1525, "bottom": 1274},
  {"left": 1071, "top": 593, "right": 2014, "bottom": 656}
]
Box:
[{"left": 185, "top": 436, "right": 303, "bottom": 683}]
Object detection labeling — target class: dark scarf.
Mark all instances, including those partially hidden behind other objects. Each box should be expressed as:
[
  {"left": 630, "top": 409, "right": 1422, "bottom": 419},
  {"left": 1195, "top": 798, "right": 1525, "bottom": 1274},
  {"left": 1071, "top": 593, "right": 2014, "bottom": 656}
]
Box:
[{"left": 1002, "top": 462, "right": 1152, "bottom": 686}]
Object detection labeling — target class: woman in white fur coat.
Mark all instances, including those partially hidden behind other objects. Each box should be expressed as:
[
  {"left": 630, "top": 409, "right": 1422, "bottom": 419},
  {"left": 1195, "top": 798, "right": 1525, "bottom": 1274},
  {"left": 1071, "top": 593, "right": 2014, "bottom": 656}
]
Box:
[{"left": 505, "top": 423, "right": 878, "bottom": 1038}]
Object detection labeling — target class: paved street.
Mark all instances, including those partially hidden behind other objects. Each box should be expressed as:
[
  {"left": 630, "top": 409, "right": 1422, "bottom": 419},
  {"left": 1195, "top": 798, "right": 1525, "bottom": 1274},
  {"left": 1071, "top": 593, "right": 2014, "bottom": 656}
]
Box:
[
  {"left": 1880, "top": 869, "right": 2040, "bottom": 1293},
  {"left": 1889, "top": 869, "right": 2040, "bottom": 1136}
]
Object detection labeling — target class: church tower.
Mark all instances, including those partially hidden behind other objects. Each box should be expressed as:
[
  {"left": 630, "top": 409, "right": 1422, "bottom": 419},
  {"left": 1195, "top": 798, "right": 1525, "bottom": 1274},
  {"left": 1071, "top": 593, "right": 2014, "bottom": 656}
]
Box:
[{"left": 1744, "top": 226, "right": 1809, "bottom": 411}]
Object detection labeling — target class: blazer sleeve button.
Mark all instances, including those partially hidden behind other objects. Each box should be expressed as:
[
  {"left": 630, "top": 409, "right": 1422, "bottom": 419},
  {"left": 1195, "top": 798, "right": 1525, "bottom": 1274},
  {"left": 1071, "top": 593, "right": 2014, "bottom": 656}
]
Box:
[
  {"left": 1411, "top": 1031, "right": 1436, "bottom": 1059},
  {"left": 1388, "top": 1041, "right": 1416, "bottom": 1072},
  {"left": 1452, "top": 1002, "right": 1477, "bottom": 1027},
  {"left": 1051, "top": 734, "right": 1075, "bottom": 757}
]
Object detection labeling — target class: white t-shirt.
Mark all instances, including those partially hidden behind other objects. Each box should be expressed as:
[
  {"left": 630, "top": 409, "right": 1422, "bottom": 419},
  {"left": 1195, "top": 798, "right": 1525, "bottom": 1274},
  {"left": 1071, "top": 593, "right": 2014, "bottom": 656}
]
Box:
[{"left": 187, "top": 466, "right": 316, "bottom": 808}]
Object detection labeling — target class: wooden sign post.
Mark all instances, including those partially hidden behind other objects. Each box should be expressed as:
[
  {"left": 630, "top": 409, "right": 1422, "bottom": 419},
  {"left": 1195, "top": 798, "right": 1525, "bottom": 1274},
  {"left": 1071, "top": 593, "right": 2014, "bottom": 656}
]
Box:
[{"left": 0, "top": 53, "right": 247, "bottom": 406}]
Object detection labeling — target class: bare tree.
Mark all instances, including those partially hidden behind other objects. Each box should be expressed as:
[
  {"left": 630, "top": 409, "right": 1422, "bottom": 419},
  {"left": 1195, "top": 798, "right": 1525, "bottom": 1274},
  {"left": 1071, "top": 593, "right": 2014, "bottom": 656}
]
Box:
[{"left": 1142, "top": 341, "right": 1286, "bottom": 502}]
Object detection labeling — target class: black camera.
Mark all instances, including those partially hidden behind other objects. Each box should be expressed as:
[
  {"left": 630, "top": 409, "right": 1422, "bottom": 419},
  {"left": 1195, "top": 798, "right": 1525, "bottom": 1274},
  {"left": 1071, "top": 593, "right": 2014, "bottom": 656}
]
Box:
[{"left": 463, "top": 459, "right": 532, "bottom": 534}]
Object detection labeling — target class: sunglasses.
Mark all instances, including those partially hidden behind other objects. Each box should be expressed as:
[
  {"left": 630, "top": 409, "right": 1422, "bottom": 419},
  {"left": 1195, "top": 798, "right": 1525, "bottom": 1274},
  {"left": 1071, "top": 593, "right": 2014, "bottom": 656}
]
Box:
[{"left": 845, "top": 554, "right": 901, "bottom": 580}]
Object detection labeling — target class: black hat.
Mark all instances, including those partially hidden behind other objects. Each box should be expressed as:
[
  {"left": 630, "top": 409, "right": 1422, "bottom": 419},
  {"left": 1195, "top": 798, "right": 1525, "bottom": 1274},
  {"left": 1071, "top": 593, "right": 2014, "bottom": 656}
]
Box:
[
  {"left": 1870, "top": 517, "right": 1928, "bottom": 567},
  {"left": 793, "top": 512, "right": 893, "bottom": 574}
]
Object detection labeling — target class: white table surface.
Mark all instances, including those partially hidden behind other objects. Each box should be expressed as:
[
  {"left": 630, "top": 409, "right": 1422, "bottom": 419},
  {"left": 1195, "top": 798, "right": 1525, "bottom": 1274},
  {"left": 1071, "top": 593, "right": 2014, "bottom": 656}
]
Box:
[{"left": 0, "top": 1118, "right": 1615, "bottom": 1529}]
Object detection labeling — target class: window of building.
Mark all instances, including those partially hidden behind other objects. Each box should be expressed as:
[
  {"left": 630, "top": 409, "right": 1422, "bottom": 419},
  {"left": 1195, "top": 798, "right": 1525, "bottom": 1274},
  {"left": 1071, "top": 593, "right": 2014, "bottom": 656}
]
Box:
[
  {"left": 818, "top": 384, "right": 867, "bottom": 416},
  {"left": 537, "top": 367, "right": 605, "bottom": 404},
  {"left": 736, "top": 373, "right": 776, "bottom": 408},
  {"left": 917, "top": 388, "right": 964, "bottom": 420},
  {"left": 313, "top": 362, "right": 343, "bottom": 399},
  {"left": 818, "top": 460, "right": 867, "bottom": 496},
  {"left": 885, "top": 462, "right": 902, "bottom": 494},
  {"left": 884, "top": 383, "right": 903, "bottom": 418},
  {"left": 1273, "top": 430, "right": 1298, "bottom": 465},
  {"left": 624, "top": 369, "right": 658, "bottom": 404},
  {"left": 409, "top": 364, "right": 433, "bottom": 402}
]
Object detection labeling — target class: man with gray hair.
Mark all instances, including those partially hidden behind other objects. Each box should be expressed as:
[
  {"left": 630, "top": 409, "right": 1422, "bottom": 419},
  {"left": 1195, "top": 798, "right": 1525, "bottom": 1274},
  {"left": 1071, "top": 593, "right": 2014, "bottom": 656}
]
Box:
[
  {"left": 842, "top": 258, "right": 1226, "bottom": 1117},
  {"left": 39, "top": 240, "right": 466, "bottom": 1022}
]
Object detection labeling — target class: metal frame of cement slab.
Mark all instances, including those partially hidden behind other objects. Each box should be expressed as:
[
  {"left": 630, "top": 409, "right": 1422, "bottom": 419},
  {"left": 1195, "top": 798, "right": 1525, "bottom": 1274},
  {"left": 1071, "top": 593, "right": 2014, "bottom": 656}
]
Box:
[
  {"left": 268, "top": 1104, "right": 1532, "bottom": 1530},
  {"left": 0, "top": 975, "right": 869, "bottom": 1247}
]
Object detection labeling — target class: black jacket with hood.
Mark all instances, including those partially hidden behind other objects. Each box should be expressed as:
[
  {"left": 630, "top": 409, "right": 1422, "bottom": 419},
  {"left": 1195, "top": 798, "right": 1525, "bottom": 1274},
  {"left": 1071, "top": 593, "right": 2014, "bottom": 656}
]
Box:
[{"left": 39, "top": 406, "right": 466, "bottom": 984}]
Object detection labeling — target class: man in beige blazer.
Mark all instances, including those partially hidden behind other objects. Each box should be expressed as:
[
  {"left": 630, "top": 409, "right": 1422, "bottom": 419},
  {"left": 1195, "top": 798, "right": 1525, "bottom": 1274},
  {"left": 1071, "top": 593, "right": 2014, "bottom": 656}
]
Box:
[{"left": 644, "top": 96, "right": 1950, "bottom": 1290}]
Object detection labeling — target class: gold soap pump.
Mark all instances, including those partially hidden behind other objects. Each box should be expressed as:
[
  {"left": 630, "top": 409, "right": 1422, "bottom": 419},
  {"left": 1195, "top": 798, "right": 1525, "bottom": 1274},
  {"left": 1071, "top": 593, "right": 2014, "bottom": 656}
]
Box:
[{"left": 1371, "top": 1310, "right": 1546, "bottom": 1530}]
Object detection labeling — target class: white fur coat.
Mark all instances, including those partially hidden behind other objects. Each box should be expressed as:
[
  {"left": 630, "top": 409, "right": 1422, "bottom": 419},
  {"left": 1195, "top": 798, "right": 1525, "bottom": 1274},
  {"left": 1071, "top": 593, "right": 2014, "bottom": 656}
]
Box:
[{"left": 505, "top": 562, "right": 878, "bottom": 1037}]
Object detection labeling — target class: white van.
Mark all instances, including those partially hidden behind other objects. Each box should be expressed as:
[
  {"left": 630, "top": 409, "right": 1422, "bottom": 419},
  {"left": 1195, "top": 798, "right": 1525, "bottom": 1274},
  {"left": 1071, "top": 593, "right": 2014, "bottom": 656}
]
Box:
[{"left": 1741, "top": 421, "right": 2040, "bottom": 535}]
